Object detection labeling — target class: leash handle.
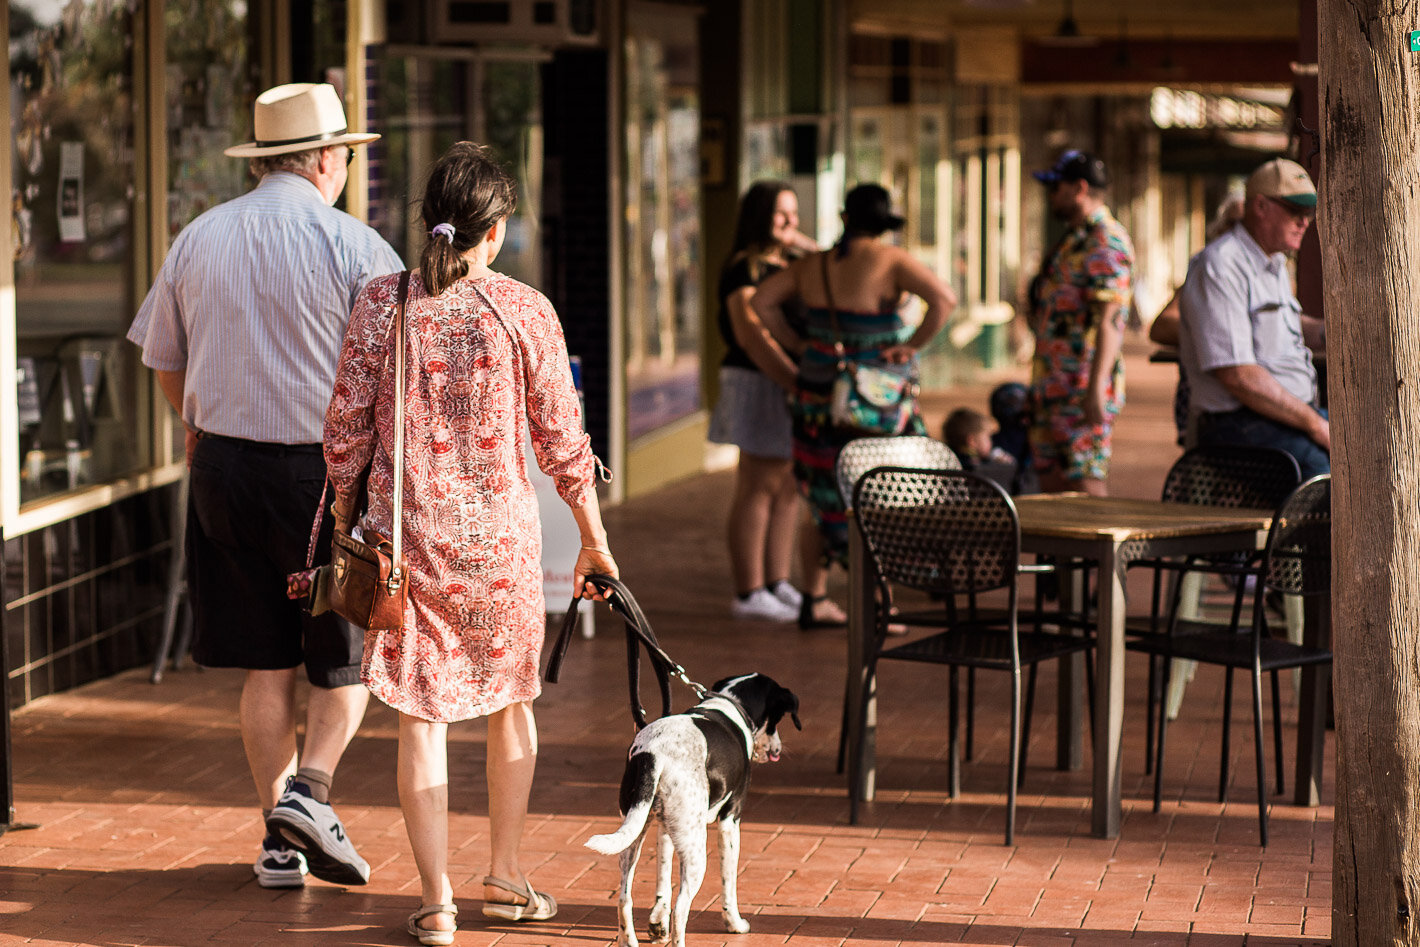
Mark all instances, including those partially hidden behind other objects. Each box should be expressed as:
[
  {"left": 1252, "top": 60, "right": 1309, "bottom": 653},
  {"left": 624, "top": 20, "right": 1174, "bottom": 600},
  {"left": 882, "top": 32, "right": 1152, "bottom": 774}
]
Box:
[{"left": 543, "top": 574, "right": 704, "bottom": 729}]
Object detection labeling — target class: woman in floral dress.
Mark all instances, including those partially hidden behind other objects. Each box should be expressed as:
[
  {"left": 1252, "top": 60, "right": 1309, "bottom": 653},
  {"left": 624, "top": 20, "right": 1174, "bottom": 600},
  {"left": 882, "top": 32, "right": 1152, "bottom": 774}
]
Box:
[{"left": 325, "top": 142, "right": 616, "bottom": 945}]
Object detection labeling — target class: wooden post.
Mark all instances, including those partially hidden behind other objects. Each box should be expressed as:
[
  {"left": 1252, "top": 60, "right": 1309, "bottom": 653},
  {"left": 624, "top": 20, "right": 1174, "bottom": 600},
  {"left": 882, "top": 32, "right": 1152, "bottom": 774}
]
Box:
[{"left": 1321, "top": 1, "right": 1420, "bottom": 942}]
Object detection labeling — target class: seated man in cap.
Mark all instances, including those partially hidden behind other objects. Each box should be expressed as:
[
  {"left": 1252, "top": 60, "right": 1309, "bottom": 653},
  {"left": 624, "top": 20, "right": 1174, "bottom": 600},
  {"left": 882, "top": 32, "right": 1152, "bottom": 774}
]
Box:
[
  {"left": 1178, "top": 157, "right": 1329, "bottom": 478},
  {"left": 127, "top": 84, "right": 402, "bottom": 889},
  {"left": 1026, "top": 149, "right": 1136, "bottom": 495}
]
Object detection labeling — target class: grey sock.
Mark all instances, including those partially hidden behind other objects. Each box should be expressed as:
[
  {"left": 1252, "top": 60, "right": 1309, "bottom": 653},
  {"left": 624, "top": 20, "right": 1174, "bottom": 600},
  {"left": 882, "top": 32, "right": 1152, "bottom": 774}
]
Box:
[{"left": 295, "top": 767, "right": 332, "bottom": 804}]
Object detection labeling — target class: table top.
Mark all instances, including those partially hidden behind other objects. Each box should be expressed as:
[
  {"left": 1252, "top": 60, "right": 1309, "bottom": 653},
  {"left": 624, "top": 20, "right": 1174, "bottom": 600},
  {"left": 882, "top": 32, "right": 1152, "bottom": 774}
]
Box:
[{"left": 1013, "top": 493, "right": 1273, "bottom": 542}]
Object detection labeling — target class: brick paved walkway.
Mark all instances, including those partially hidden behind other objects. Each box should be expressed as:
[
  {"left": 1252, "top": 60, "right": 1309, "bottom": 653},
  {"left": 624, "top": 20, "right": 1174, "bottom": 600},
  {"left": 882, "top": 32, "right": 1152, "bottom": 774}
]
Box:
[{"left": 0, "top": 340, "right": 1332, "bottom": 945}]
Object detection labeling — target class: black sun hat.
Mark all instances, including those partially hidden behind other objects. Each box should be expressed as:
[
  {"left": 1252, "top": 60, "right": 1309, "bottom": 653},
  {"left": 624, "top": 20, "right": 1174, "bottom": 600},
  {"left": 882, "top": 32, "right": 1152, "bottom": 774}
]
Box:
[{"left": 843, "top": 183, "right": 905, "bottom": 233}]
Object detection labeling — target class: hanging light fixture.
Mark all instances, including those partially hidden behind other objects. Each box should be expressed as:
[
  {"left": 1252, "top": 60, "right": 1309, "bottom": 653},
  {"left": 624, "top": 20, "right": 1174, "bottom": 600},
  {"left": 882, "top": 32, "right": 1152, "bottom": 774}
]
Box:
[{"left": 1039, "top": 0, "right": 1099, "bottom": 47}]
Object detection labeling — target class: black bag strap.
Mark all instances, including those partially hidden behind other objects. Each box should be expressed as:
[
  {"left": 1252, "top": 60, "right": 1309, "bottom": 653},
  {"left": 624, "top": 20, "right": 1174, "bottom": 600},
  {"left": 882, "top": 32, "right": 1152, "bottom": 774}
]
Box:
[
  {"left": 819, "top": 253, "right": 848, "bottom": 366},
  {"left": 545, "top": 574, "right": 704, "bottom": 730}
]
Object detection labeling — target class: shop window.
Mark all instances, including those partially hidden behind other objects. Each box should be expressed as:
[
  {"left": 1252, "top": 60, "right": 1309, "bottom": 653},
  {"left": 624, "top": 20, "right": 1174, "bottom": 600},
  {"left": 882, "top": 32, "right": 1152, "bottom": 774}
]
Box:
[
  {"left": 369, "top": 51, "right": 542, "bottom": 286},
  {"left": 165, "top": 0, "right": 257, "bottom": 235},
  {"left": 10, "top": 0, "right": 145, "bottom": 503},
  {"left": 623, "top": 5, "right": 701, "bottom": 442}
]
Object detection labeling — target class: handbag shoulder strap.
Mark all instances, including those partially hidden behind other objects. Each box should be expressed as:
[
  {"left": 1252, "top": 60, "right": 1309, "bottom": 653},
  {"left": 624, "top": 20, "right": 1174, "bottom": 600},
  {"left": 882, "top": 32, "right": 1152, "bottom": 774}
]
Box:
[
  {"left": 300, "top": 270, "right": 409, "bottom": 571},
  {"left": 389, "top": 269, "right": 409, "bottom": 585},
  {"left": 819, "top": 252, "right": 848, "bottom": 363}
]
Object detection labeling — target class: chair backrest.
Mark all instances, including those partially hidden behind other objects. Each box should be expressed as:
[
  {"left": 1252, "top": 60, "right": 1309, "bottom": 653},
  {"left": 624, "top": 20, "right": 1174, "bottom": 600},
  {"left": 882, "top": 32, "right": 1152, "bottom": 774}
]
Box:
[
  {"left": 1263, "top": 474, "right": 1330, "bottom": 597},
  {"left": 1161, "top": 445, "right": 1302, "bottom": 510},
  {"left": 835, "top": 435, "right": 960, "bottom": 510},
  {"left": 853, "top": 466, "right": 1018, "bottom": 596}
]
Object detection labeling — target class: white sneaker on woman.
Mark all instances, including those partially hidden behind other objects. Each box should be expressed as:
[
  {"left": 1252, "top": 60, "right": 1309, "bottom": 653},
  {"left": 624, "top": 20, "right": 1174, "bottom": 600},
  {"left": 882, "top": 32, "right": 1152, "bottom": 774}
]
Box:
[
  {"left": 730, "top": 588, "right": 798, "bottom": 622},
  {"left": 768, "top": 581, "right": 803, "bottom": 611}
]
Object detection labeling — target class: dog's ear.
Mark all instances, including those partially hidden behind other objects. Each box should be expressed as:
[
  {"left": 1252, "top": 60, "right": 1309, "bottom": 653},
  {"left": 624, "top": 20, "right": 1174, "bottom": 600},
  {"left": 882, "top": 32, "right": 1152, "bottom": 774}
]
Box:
[{"left": 769, "top": 687, "right": 801, "bottom": 732}]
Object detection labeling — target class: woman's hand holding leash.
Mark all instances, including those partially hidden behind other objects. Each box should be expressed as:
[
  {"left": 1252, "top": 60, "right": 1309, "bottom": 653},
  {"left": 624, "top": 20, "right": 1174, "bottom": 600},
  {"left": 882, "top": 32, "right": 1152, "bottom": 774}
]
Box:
[{"left": 575, "top": 546, "right": 618, "bottom": 601}]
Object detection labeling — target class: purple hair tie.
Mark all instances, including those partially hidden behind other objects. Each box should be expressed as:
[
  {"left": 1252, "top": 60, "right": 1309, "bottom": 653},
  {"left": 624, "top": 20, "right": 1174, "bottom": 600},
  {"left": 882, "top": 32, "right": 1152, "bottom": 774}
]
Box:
[{"left": 431, "top": 223, "right": 456, "bottom": 241}]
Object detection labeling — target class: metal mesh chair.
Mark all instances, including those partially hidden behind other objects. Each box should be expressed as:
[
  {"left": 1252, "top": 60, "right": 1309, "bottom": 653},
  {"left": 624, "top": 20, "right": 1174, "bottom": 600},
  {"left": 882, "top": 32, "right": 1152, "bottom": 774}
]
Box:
[
  {"left": 832, "top": 435, "right": 963, "bottom": 769},
  {"left": 834, "top": 435, "right": 959, "bottom": 512},
  {"left": 1131, "top": 475, "right": 1331, "bottom": 846},
  {"left": 846, "top": 467, "right": 1094, "bottom": 844},
  {"left": 1127, "top": 445, "right": 1302, "bottom": 769}
]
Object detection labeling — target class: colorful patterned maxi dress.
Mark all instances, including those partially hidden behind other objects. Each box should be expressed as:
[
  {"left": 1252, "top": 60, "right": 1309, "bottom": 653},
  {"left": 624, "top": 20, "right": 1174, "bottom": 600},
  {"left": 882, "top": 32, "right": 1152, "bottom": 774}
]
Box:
[
  {"left": 792, "top": 304, "right": 924, "bottom": 568},
  {"left": 324, "top": 272, "right": 597, "bottom": 723}
]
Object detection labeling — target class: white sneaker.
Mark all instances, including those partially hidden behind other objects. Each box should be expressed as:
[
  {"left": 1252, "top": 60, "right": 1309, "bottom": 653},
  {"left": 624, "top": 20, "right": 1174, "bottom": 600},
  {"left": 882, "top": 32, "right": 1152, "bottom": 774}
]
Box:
[
  {"left": 266, "top": 777, "right": 370, "bottom": 885},
  {"left": 730, "top": 588, "right": 799, "bottom": 622},
  {"left": 768, "top": 582, "right": 803, "bottom": 611},
  {"left": 253, "top": 837, "right": 308, "bottom": 888}
]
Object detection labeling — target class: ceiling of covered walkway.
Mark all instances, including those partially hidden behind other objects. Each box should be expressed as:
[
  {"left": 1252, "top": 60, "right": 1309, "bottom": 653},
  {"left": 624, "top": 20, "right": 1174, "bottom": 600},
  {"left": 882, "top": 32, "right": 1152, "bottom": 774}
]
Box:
[{"left": 853, "top": 0, "right": 1301, "bottom": 41}]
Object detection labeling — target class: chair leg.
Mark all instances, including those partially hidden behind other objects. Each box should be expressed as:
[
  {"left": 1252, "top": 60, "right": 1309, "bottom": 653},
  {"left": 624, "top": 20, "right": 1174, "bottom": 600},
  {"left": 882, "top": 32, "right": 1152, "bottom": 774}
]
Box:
[
  {"left": 1252, "top": 666, "right": 1269, "bottom": 847},
  {"left": 965, "top": 668, "right": 977, "bottom": 762},
  {"left": 1270, "top": 668, "right": 1285, "bottom": 796},
  {"left": 1006, "top": 666, "right": 1021, "bottom": 846},
  {"left": 848, "top": 658, "right": 880, "bottom": 826},
  {"left": 1218, "top": 669, "right": 1234, "bottom": 804},
  {"left": 948, "top": 666, "right": 961, "bottom": 798},
  {"left": 836, "top": 676, "right": 849, "bottom": 775},
  {"left": 1019, "top": 663, "right": 1039, "bottom": 788},
  {"left": 1083, "top": 649, "right": 1097, "bottom": 746},
  {"left": 1144, "top": 655, "right": 1158, "bottom": 774},
  {"left": 1153, "top": 654, "right": 1172, "bottom": 813}
]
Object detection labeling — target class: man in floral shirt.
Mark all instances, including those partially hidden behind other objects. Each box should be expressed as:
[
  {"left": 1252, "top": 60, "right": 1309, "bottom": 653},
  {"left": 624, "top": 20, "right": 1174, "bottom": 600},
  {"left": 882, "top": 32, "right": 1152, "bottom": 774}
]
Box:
[{"left": 1027, "top": 150, "right": 1135, "bottom": 495}]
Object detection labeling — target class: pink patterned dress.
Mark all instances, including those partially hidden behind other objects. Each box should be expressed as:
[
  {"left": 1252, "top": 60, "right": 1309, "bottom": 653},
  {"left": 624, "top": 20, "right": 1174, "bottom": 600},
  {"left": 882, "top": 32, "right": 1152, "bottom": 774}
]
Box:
[{"left": 324, "top": 272, "right": 597, "bottom": 723}]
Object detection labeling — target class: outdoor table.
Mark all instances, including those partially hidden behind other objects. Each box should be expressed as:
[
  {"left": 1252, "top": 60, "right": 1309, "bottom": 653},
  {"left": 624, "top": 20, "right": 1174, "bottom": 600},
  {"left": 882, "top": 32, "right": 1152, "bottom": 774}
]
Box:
[{"left": 845, "top": 492, "right": 1328, "bottom": 839}]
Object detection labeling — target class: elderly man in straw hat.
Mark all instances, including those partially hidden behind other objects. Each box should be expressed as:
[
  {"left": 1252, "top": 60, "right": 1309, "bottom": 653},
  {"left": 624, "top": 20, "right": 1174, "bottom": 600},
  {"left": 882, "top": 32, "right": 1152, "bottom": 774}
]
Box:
[
  {"left": 1178, "top": 157, "right": 1329, "bottom": 477},
  {"left": 127, "top": 83, "right": 401, "bottom": 888}
]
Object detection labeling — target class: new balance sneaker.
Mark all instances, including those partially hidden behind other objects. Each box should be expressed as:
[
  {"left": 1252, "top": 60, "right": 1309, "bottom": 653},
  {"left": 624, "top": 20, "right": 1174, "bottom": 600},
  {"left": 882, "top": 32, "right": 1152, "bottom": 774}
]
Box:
[
  {"left": 729, "top": 587, "right": 798, "bottom": 622},
  {"left": 254, "top": 835, "right": 308, "bottom": 889},
  {"left": 768, "top": 581, "right": 804, "bottom": 611},
  {"left": 265, "top": 777, "right": 370, "bottom": 886}
]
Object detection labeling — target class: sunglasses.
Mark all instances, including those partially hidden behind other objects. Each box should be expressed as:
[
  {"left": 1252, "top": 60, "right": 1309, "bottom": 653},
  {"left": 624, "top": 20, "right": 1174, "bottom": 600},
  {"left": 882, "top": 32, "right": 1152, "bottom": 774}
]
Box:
[{"left": 1265, "top": 195, "right": 1314, "bottom": 222}]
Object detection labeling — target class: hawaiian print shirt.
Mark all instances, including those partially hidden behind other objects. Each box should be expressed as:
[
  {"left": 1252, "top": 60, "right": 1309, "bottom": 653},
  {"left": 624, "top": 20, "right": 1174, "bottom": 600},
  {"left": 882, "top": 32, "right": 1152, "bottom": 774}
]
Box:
[{"left": 1029, "top": 206, "right": 1135, "bottom": 413}]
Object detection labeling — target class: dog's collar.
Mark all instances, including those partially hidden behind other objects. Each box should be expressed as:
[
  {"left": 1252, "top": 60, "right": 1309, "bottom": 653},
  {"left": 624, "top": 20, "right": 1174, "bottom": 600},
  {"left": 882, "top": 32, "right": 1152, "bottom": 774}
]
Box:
[{"left": 689, "top": 694, "right": 754, "bottom": 757}]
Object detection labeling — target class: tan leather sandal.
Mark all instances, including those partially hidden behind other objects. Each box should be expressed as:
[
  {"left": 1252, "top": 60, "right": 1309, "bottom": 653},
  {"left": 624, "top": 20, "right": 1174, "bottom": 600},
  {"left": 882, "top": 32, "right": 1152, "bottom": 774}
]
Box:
[
  {"left": 407, "top": 903, "right": 457, "bottom": 946},
  {"left": 481, "top": 875, "right": 557, "bottom": 922}
]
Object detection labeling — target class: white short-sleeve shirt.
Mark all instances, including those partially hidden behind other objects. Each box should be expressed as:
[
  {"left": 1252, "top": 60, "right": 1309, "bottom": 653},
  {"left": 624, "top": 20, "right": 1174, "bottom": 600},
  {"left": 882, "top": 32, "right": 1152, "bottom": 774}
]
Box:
[{"left": 1177, "top": 223, "right": 1316, "bottom": 415}]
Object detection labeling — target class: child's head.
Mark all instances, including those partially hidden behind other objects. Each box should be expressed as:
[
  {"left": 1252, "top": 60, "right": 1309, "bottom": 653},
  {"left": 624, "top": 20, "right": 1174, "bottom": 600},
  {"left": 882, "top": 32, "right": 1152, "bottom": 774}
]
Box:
[{"left": 943, "top": 408, "right": 995, "bottom": 459}]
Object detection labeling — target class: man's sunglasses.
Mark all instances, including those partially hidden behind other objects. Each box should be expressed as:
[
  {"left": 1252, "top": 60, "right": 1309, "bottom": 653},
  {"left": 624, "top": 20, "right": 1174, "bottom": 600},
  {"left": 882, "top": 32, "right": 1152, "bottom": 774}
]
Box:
[{"left": 1265, "top": 195, "right": 1314, "bottom": 222}]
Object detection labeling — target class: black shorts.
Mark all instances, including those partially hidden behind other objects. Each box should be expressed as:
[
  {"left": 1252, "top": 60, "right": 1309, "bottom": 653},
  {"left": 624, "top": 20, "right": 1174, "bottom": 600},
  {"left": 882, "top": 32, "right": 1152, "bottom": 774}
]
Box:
[{"left": 186, "top": 435, "right": 362, "bottom": 687}]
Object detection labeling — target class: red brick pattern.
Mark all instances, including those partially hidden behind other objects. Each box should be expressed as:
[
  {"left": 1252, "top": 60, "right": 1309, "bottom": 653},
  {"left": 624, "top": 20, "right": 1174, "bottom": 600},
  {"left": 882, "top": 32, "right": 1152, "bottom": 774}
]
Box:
[{"left": 1, "top": 340, "right": 1332, "bottom": 945}]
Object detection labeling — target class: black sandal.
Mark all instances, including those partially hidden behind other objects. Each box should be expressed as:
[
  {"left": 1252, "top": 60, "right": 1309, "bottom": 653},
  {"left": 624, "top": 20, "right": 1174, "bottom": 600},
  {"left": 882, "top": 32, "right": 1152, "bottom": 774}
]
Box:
[{"left": 798, "top": 595, "right": 847, "bottom": 631}]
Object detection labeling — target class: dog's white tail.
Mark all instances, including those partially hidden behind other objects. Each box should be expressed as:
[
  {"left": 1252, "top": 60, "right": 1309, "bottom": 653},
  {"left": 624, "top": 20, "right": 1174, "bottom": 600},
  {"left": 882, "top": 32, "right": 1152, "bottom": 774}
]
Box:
[{"left": 585, "top": 751, "right": 660, "bottom": 855}]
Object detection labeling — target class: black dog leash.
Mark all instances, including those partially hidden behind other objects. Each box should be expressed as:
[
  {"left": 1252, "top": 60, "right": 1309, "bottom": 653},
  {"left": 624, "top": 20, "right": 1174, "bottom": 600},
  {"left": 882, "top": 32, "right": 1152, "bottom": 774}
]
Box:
[{"left": 545, "top": 574, "right": 708, "bottom": 730}]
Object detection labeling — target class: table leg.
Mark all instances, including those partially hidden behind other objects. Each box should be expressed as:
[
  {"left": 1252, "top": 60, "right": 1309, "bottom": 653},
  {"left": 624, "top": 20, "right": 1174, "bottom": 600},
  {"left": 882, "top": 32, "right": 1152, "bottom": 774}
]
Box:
[
  {"left": 1055, "top": 560, "right": 1086, "bottom": 771},
  {"left": 1293, "top": 594, "right": 1330, "bottom": 807},
  {"left": 1092, "top": 540, "right": 1126, "bottom": 839},
  {"left": 845, "top": 521, "right": 876, "bottom": 804}
]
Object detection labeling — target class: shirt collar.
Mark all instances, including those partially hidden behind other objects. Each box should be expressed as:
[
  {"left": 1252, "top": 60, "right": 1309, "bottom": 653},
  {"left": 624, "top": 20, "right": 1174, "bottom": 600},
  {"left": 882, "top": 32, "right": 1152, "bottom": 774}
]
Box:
[
  {"left": 1235, "top": 223, "right": 1287, "bottom": 275},
  {"left": 257, "top": 170, "right": 326, "bottom": 202},
  {"left": 1070, "top": 205, "right": 1110, "bottom": 241}
]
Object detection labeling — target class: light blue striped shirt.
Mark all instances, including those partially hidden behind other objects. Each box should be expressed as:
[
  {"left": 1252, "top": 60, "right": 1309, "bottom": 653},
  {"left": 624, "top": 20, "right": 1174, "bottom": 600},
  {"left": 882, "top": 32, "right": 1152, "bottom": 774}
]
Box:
[{"left": 127, "top": 172, "right": 403, "bottom": 443}]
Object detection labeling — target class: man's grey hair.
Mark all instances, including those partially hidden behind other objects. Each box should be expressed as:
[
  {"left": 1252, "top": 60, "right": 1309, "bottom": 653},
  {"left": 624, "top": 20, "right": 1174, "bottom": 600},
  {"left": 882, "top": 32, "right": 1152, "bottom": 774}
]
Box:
[{"left": 249, "top": 146, "right": 326, "bottom": 179}]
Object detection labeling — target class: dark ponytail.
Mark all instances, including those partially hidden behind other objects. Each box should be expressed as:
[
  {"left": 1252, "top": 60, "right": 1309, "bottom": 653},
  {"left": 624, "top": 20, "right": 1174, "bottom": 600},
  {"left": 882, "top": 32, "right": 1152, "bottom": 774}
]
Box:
[{"left": 418, "top": 142, "right": 518, "bottom": 296}]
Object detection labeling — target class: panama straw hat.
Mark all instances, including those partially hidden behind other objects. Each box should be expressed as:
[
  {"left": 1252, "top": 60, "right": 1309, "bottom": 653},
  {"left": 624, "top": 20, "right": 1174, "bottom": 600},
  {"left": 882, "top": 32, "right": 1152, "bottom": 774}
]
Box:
[{"left": 225, "top": 83, "right": 380, "bottom": 158}]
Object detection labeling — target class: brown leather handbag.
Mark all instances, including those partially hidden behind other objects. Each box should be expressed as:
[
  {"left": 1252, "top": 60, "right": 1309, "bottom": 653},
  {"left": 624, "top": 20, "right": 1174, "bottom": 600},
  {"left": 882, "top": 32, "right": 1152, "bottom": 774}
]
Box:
[
  {"left": 328, "top": 269, "right": 411, "bottom": 631},
  {"left": 288, "top": 270, "right": 410, "bottom": 630}
]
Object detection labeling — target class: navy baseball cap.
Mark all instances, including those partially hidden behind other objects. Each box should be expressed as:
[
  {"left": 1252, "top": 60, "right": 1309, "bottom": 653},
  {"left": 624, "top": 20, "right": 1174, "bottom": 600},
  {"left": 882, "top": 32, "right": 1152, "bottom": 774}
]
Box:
[{"left": 1032, "top": 149, "right": 1109, "bottom": 188}]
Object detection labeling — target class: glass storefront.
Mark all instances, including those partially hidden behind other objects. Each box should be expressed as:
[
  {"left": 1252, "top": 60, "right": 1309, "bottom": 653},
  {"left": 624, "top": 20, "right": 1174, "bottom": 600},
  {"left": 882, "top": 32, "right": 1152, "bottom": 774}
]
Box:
[
  {"left": 623, "top": 3, "right": 700, "bottom": 443},
  {"left": 10, "top": 0, "right": 145, "bottom": 504},
  {"left": 370, "top": 50, "right": 543, "bottom": 286}
]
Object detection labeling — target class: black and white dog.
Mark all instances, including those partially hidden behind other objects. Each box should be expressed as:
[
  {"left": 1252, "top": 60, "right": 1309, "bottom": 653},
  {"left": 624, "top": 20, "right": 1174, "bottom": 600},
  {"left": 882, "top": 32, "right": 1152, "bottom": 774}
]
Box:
[{"left": 586, "top": 673, "right": 800, "bottom": 947}]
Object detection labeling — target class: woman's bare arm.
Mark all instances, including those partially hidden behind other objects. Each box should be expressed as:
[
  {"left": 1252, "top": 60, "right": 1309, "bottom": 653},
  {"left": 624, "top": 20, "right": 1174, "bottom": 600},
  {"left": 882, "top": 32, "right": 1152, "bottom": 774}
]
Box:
[
  {"left": 881, "top": 249, "right": 956, "bottom": 363},
  {"left": 726, "top": 286, "right": 798, "bottom": 390}
]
